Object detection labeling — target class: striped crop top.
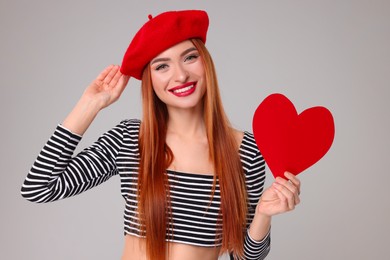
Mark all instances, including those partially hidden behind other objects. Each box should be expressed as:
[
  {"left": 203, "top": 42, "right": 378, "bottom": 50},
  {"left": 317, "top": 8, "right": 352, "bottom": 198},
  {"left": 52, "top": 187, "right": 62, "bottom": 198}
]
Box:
[{"left": 21, "top": 119, "right": 270, "bottom": 259}]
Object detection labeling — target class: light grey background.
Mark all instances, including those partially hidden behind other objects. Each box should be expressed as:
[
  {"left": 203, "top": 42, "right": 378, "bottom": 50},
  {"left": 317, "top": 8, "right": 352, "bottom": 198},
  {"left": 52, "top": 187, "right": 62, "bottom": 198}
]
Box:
[{"left": 1, "top": 0, "right": 389, "bottom": 259}]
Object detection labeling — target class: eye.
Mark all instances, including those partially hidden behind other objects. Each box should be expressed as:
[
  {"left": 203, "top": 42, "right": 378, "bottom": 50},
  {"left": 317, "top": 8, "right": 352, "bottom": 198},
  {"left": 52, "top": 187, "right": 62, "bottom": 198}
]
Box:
[
  {"left": 184, "top": 53, "right": 199, "bottom": 62},
  {"left": 155, "top": 64, "right": 168, "bottom": 71}
]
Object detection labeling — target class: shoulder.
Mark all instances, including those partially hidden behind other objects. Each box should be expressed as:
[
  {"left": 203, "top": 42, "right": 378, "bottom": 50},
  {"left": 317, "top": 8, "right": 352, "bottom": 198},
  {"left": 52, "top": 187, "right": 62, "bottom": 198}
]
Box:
[
  {"left": 118, "top": 119, "right": 141, "bottom": 128},
  {"left": 232, "top": 128, "right": 259, "bottom": 156},
  {"left": 232, "top": 127, "right": 263, "bottom": 160},
  {"left": 237, "top": 130, "right": 265, "bottom": 171},
  {"left": 240, "top": 131, "right": 260, "bottom": 156},
  {"left": 232, "top": 129, "right": 244, "bottom": 146},
  {"left": 100, "top": 119, "right": 141, "bottom": 141}
]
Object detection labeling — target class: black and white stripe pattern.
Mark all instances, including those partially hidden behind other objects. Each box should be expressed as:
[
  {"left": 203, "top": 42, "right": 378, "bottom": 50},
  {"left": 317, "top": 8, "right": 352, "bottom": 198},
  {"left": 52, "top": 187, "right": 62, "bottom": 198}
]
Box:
[{"left": 21, "top": 119, "right": 270, "bottom": 259}]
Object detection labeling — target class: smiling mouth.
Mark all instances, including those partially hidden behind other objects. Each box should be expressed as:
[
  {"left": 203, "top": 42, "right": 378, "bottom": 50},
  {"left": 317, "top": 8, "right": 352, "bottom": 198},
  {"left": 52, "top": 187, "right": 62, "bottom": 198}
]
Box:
[
  {"left": 172, "top": 84, "right": 194, "bottom": 94},
  {"left": 169, "top": 82, "right": 197, "bottom": 96}
]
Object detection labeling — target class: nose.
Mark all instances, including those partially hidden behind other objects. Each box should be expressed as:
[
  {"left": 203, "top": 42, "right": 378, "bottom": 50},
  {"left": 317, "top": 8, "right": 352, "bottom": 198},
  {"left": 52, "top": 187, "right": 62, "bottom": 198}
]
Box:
[{"left": 173, "top": 63, "right": 189, "bottom": 83}]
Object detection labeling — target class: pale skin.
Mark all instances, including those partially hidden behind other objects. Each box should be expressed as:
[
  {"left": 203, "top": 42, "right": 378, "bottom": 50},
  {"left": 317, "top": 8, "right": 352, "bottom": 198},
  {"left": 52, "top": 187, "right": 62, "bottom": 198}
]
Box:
[{"left": 62, "top": 40, "right": 301, "bottom": 259}]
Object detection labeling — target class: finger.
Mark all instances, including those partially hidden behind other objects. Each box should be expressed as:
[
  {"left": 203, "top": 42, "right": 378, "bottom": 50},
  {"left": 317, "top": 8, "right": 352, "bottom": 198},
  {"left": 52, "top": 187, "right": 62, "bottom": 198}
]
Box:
[
  {"left": 112, "top": 74, "right": 130, "bottom": 99},
  {"left": 276, "top": 176, "right": 299, "bottom": 196},
  {"left": 122, "top": 75, "right": 131, "bottom": 87},
  {"left": 103, "top": 65, "right": 120, "bottom": 85},
  {"left": 273, "top": 185, "right": 289, "bottom": 212},
  {"left": 284, "top": 172, "right": 301, "bottom": 204},
  {"left": 110, "top": 68, "right": 123, "bottom": 87},
  {"left": 285, "top": 172, "right": 301, "bottom": 192},
  {"left": 276, "top": 177, "right": 300, "bottom": 206},
  {"left": 273, "top": 182, "right": 295, "bottom": 210},
  {"left": 96, "top": 65, "right": 115, "bottom": 82},
  {"left": 279, "top": 173, "right": 300, "bottom": 196}
]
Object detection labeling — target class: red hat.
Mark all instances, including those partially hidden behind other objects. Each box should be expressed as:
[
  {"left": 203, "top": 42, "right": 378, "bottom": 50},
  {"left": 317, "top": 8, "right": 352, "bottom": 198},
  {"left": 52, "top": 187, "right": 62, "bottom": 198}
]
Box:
[{"left": 120, "top": 10, "right": 209, "bottom": 80}]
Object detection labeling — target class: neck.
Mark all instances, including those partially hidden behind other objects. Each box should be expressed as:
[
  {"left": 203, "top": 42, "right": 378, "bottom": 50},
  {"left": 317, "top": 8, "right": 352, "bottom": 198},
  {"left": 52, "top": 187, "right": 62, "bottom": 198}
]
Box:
[{"left": 166, "top": 106, "right": 206, "bottom": 138}]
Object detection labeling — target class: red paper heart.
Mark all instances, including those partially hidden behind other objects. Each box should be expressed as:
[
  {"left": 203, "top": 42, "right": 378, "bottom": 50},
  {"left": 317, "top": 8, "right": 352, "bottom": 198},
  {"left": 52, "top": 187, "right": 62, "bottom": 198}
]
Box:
[{"left": 252, "top": 93, "right": 335, "bottom": 179}]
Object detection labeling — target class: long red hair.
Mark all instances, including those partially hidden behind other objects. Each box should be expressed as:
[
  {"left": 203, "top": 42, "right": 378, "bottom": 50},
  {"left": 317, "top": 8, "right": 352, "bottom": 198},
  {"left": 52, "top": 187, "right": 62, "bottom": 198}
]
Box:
[{"left": 138, "top": 38, "right": 247, "bottom": 259}]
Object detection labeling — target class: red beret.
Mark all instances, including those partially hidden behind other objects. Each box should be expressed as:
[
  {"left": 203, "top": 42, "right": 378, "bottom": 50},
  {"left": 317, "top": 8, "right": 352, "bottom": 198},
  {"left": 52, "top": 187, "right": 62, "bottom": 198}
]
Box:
[{"left": 120, "top": 10, "right": 209, "bottom": 80}]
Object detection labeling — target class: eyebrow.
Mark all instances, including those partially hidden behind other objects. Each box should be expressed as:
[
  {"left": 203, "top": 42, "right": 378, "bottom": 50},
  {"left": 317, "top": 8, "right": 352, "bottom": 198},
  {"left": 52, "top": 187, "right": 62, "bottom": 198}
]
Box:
[{"left": 150, "top": 47, "right": 198, "bottom": 65}]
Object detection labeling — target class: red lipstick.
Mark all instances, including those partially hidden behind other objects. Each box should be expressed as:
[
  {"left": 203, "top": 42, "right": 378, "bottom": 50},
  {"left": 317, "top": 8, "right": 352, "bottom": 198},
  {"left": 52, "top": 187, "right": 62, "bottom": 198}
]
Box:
[{"left": 169, "top": 82, "right": 197, "bottom": 97}]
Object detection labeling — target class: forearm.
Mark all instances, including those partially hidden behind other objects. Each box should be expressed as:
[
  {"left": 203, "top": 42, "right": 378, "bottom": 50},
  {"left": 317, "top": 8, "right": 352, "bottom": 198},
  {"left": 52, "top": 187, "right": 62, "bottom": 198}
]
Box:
[
  {"left": 241, "top": 214, "right": 271, "bottom": 260},
  {"left": 21, "top": 124, "right": 83, "bottom": 203},
  {"left": 62, "top": 65, "right": 129, "bottom": 135},
  {"left": 62, "top": 95, "right": 101, "bottom": 136},
  {"left": 248, "top": 213, "right": 271, "bottom": 241},
  {"left": 21, "top": 120, "right": 127, "bottom": 203},
  {"left": 243, "top": 208, "right": 272, "bottom": 259}
]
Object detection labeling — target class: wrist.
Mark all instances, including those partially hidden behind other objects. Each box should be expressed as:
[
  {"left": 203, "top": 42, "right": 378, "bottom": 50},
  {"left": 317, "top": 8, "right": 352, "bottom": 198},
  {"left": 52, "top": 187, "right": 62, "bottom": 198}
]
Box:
[
  {"left": 62, "top": 96, "right": 101, "bottom": 135},
  {"left": 254, "top": 211, "right": 272, "bottom": 224},
  {"left": 78, "top": 94, "right": 104, "bottom": 112},
  {"left": 255, "top": 199, "right": 272, "bottom": 218}
]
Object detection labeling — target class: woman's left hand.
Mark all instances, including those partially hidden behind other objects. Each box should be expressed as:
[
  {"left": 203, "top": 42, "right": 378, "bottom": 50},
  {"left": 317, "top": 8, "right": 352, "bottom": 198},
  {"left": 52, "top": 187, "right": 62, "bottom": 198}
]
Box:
[{"left": 256, "top": 171, "right": 301, "bottom": 217}]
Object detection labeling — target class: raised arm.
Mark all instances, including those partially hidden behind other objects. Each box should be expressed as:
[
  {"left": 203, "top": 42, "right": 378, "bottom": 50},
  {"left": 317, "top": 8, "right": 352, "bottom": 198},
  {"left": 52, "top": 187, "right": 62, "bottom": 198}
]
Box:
[
  {"left": 63, "top": 65, "right": 130, "bottom": 135},
  {"left": 21, "top": 65, "right": 130, "bottom": 203}
]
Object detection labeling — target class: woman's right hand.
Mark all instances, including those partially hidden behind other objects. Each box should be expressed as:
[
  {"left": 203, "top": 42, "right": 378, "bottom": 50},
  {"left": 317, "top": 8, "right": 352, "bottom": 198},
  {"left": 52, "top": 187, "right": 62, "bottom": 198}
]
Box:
[
  {"left": 83, "top": 65, "right": 130, "bottom": 110},
  {"left": 62, "top": 65, "right": 130, "bottom": 135}
]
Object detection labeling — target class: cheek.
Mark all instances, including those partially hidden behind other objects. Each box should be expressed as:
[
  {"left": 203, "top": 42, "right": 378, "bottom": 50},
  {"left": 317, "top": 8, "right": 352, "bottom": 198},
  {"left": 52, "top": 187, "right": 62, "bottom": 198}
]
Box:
[
  {"left": 151, "top": 72, "right": 169, "bottom": 91},
  {"left": 196, "top": 67, "right": 206, "bottom": 87},
  {"left": 194, "top": 63, "right": 205, "bottom": 82}
]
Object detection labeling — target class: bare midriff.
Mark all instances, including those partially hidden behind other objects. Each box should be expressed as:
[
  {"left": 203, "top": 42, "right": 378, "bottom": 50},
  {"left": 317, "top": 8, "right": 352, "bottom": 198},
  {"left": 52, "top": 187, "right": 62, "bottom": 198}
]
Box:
[{"left": 121, "top": 234, "right": 221, "bottom": 260}]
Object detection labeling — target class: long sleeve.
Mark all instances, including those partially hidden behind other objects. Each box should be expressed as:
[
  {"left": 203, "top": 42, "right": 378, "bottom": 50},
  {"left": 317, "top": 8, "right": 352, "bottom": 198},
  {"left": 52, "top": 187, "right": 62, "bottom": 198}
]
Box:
[
  {"left": 21, "top": 122, "right": 126, "bottom": 203},
  {"left": 236, "top": 132, "right": 271, "bottom": 259},
  {"left": 242, "top": 228, "right": 271, "bottom": 259}
]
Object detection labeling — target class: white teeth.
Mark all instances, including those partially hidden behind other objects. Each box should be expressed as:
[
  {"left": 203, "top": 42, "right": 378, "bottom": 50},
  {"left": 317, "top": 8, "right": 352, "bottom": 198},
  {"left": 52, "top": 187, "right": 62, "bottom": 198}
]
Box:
[{"left": 172, "top": 85, "right": 194, "bottom": 93}]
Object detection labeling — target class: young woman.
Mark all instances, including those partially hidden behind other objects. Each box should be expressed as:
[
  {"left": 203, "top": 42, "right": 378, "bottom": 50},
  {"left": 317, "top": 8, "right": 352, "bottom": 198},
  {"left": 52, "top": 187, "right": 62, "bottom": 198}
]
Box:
[{"left": 21, "top": 10, "right": 301, "bottom": 260}]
